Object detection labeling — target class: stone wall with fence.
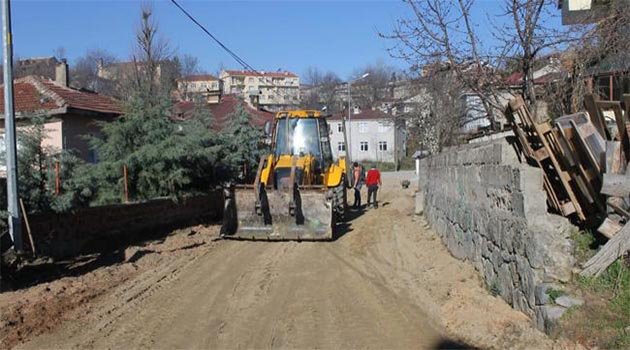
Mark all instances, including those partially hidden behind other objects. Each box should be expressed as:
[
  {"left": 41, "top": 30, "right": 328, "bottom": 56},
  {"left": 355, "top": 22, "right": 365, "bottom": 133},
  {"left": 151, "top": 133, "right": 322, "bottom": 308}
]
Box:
[{"left": 416, "top": 138, "right": 577, "bottom": 331}]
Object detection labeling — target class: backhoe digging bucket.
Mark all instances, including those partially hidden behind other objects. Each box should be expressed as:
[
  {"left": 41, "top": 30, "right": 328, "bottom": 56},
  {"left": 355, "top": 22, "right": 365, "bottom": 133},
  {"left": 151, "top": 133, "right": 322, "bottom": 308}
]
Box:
[{"left": 221, "top": 186, "right": 334, "bottom": 241}]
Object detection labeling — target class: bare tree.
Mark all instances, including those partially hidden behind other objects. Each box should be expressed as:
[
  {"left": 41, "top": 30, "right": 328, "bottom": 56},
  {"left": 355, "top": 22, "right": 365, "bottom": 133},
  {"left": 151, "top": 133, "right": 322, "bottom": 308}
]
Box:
[
  {"left": 53, "top": 46, "right": 66, "bottom": 61},
  {"left": 405, "top": 72, "right": 464, "bottom": 153},
  {"left": 385, "top": 0, "right": 573, "bottom": 122},
  {"left": 70, "top": 48, "right": 118, "bottom": 94},
  {"left": 128, "top": 3, "right": 173, "bottom": 103},
  {"left": 351, "top": 61, "right": 397, "bottom": 108},
  {"left": 301, "top": 67, "right": 342, "bottom": 112}
]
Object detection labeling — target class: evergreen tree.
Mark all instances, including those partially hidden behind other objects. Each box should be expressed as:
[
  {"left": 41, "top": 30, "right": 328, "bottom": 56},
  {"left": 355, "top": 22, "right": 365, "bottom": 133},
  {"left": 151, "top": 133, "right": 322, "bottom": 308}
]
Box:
[{"left": 219, "top": 105, "right": 268, "bottom": 182}]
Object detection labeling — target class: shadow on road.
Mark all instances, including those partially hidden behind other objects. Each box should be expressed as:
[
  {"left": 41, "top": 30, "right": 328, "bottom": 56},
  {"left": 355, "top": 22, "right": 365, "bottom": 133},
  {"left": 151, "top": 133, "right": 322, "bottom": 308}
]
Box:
[
  {"left": 1, "top": 219, "right": 219, "bottom": 292},
  {"left": 433, "top": 338, "right": 478, "bottom": 349},
  {"left": 333, "top": 204, "right": 369, "bottom": 240}
]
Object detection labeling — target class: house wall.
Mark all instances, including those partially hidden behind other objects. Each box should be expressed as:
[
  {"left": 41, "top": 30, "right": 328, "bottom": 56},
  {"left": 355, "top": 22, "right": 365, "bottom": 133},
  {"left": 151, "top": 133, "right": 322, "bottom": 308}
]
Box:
[
  {"left": 328, "top": 118, "right": 404, "bottom": 163},
  {"left": 0, "top": 119, "right": 63, "bottom": 171},
  {"left": 0, "top": 113, "right": 110, "bottom": 165},
  {"left": 61, "top": 113, "right": 111, "bottom": 163}
]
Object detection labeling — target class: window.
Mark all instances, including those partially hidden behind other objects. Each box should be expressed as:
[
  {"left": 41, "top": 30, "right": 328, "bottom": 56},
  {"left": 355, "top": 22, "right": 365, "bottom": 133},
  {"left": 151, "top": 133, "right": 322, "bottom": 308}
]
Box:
[
  {"left": 200, "top": 83, "right": 207, "bottom": 89},
  {"left": 360, "top": 141, "right": 368, "bottom": 152},
  {"left": 337, "top": 123, "right": 343, "bottom": 132},
  {"left": 378, "top": 124, "right": 388, "bottom": 133},
  {"left": 378, "top": 141, "right": 388, "bottom": 151},
  {"left": 338, "top": 142, "right": 345, "bottom": 151},
  {"left": 248, "top": 77, "right": 254, "bottom": 83},
  {"left": 189, "top": 83, "right": 196, "bottom": 88},
  {"left": 359, "top": 122, "right": 368, "bottom": 133}
]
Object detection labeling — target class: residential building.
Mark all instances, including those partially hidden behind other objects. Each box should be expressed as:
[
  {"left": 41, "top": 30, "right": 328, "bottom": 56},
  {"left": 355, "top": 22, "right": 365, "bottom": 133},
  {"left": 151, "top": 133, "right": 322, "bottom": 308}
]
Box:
[
  {"left": 328, "top": 108, "right": 406, "bottom": 164},
  {"left": 176, "top": 74, "right": 222, "bottom": 104},
  {"left": 0, "top": 76, "right": 122, "bottom": 167},
  {"left": 219, "top": 70, "right": 300, "bottom": 111}
]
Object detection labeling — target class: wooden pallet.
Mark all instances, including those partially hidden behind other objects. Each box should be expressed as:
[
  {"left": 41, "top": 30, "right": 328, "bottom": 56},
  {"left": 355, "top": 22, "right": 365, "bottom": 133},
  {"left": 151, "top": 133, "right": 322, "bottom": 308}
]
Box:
[{"left": 507, "top": 96, "right": 583, "bottom": 219}]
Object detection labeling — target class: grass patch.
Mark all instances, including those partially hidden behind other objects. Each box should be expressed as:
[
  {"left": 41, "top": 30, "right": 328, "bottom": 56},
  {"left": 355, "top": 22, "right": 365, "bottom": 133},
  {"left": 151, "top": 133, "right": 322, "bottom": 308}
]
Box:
[
  {"left": 488, "top": 279, "right": 501, "bottom": 297},
  {"left": 558, "top": 256, "right": 630, "bottom": 348},
  {"left": 547, "top": 288, "right": 565, "bottom": 303},
  {"left": 571, "top": 229, "right": 597, "bottom": 263}
]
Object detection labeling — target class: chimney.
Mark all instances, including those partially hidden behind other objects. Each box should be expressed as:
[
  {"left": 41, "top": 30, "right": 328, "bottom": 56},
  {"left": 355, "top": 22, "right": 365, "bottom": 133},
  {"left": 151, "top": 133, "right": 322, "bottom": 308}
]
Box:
[{"left": 55, "top": 59, "right": 68, "bottom": 86}]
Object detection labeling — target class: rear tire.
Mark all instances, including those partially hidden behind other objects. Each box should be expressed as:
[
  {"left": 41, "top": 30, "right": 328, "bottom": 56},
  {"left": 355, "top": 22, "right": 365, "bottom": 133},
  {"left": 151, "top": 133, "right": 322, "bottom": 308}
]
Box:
[{"left": 220, "top": 197, "right": 237, "bottom": 236}]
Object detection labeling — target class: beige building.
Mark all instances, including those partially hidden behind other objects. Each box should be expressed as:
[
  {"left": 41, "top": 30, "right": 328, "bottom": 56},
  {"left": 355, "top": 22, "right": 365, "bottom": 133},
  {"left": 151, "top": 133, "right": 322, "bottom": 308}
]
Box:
[
  {"left": 176, "top": 74, "right": 222, "bottom": 104},
  {"left": 0, "top": 76, "right": 122, "bottom": 168},
  {"left": 219, "top": 70, "right": 299, "bottom": 111}
]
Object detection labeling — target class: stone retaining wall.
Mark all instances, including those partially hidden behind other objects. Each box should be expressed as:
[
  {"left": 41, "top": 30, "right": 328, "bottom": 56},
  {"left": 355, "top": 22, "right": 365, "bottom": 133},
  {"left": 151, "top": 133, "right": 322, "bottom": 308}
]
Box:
[
  {"left": 417, "top": 138, "right": 576, "bottom": 331},
  {"left": 25, "top": 192, "right": 222, "bottom": 258}
]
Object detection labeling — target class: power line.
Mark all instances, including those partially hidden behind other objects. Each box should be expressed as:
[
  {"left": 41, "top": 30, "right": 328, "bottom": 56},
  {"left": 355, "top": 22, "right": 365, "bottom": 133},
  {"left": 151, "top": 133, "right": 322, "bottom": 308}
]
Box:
[{"left": 169, "top": 0, "right": 257, "bottom": 72}]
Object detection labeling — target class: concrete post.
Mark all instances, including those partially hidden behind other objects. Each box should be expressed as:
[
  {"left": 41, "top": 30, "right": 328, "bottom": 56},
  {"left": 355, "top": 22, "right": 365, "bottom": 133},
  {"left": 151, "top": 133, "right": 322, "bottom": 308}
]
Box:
[{"left": 2, "top": 0, "right": 22, "bottom": 251}]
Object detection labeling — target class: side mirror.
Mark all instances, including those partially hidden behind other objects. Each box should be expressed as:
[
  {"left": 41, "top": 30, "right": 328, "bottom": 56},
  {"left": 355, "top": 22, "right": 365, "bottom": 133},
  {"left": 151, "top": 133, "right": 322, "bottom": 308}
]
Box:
[{"left": 264, "top": 121, "right": 272, "bottom": 137}]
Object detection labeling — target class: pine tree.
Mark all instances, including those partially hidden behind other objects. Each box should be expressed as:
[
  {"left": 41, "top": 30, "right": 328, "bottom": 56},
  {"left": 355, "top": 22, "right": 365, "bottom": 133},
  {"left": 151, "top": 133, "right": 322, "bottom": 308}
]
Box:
[{"left": 219, "top": 105, "right": 268, "bottom": 182}]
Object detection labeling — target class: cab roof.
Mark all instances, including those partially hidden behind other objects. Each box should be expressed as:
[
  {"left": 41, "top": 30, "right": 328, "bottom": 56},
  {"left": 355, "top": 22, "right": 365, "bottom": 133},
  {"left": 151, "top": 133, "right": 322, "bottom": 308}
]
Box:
[{"left": 275, "top": 110, "right": 327, "bottom": 119}]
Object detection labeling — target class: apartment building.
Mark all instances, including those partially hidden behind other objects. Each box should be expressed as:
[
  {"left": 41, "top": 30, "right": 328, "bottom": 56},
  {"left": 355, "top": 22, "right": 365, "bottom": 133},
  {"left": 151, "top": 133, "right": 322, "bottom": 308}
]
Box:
[
  {"left": 219, "top": 70, "right": 300, "bottom": 111},
  {"left": 176, "top": 74, "right": 222, "bottom": 104}
]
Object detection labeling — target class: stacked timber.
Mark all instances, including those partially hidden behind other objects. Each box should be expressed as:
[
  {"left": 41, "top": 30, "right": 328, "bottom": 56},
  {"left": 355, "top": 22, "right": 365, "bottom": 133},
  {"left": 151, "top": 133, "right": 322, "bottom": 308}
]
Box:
[{"left": 507, "top": 94, "right": 630, "bottom": 276}]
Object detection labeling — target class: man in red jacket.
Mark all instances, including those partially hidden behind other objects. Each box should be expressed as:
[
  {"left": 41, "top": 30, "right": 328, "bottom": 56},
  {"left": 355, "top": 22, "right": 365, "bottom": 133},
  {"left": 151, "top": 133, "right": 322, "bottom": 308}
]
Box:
[{"left": 365, "top": 165, "right": 382, "bottom": 208}]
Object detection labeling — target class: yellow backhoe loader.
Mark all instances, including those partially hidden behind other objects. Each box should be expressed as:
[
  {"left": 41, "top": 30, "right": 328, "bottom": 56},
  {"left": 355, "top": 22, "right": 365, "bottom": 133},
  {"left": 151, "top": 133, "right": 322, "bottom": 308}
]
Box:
[{"left": 221, "top": 110, "right": 350, "bottom": 240}]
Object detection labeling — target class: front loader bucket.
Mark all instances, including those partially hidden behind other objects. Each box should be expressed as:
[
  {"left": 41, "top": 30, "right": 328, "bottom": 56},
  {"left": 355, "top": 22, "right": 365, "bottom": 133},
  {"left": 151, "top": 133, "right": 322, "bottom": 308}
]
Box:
[{"left": 221, "top": 187, "right": 334, "bottom": 241}]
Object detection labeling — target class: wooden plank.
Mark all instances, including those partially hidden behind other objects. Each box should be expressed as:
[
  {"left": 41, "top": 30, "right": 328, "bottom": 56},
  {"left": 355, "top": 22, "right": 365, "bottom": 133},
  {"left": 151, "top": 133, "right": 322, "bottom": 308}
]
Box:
[
  {"left": 19, "top": 198, "right": 36, "bottom": 255},
  {"left": 584, "top": 94, "right": 610, "bottom": 140},
  {"left": 597, "top": 217, "right": 623, "bottom": 239},
  {"left": 608, "top": 197, "right": 630, "bottom": 219},
  {"left": 534, "top": 147, "right": 549, "bottom": 161},
  {"left": 600, "top": 101, "right": 630, "bottom": 158},
  {"left": 571, "top": 120, "right": 603, "bottom": 176},
  {"left": 605, "top": 141, "right": 623, "bottom": 174},
  {"left": 601, "top": 173, "right": 630, "bottom": 197},
  {"left": 581, "top": 221, "right": 630, "bottom": 277}
]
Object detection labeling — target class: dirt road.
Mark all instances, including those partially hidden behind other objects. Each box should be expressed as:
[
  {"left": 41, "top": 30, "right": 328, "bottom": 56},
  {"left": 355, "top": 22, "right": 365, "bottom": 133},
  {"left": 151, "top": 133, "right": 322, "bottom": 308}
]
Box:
[{"left": 10, "top": 172, "right": 566, "bottom": 349}]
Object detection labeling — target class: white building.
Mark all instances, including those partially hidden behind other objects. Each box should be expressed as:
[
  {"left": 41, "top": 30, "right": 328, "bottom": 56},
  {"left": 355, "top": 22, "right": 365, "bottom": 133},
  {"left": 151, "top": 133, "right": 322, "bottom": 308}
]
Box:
[
  {"left": 328, "top": 108, "right": 406, "bottom": 164},
  {"left": 219, "top": 70, "right": 300, "bottom": 111}
]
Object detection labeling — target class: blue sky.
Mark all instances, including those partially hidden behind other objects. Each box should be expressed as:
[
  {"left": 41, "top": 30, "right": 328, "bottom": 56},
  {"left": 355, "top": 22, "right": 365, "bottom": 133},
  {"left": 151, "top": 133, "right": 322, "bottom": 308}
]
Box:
[{"left": 7, "top": 0, "right": 562, "bottom": 79}]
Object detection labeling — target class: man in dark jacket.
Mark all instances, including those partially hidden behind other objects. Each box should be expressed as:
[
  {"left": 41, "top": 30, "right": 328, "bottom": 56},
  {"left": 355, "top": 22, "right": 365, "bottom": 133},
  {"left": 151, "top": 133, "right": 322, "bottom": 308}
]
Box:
[{"left": 352, "top": 162, "right": 363, "bottom": 208}]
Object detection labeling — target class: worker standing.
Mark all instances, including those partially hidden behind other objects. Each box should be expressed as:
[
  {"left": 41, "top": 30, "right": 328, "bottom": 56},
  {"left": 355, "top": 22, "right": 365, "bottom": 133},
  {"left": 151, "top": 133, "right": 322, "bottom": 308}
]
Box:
[
  {"left": 352, "top": 162, "right": 363, "bottom": 209},
  {"left": 366, "top": 165, "right": 382, "bottom": 208}
]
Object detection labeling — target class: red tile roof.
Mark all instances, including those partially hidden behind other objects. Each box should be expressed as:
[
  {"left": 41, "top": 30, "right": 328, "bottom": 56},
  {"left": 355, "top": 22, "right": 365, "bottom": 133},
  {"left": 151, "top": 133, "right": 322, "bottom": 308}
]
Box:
[
  {"left": 0, "top": 76, "right": 122, "bottom": 117},
  {"left": 328, "top": 109, "right": 392, "bottom": 121},
  {"left": 172, "top": 95, "right": 274, "bottom": 130},
  {"left": 179, "top": 74, "right": 220, "bottom": 82},
  {"left": 223, "top": 70, "right": 298, "bottom": 78}
]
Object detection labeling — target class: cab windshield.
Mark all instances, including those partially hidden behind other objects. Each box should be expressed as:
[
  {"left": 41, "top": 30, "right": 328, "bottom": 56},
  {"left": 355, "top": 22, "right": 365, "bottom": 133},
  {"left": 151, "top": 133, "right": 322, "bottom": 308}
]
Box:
[{"left": 274, "top": 118, "right": 322, "bottom": 157}]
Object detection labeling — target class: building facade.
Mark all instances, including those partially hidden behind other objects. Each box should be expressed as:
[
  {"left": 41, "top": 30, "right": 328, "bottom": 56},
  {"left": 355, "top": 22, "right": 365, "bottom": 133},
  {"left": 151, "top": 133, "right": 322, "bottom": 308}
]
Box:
[
  {"left": 219, "top": 70, "right": 299, "bottom": 111},
  {"left": 176, "top": 74, "right": 222, "bottom": 104},
  {"left": 328, "top": 109, "right": 406, "bottom": 164}
]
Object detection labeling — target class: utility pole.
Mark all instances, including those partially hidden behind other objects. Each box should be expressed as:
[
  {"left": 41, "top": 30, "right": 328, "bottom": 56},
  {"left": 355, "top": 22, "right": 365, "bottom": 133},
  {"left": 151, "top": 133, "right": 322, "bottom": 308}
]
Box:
[{"left": 2, "top": 0, "right": 22, "bottom": 252}]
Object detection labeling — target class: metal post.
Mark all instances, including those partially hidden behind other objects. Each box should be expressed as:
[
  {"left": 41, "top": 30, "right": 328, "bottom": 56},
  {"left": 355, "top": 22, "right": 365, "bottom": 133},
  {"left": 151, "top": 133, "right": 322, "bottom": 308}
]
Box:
[
  {"left": 347, "top": 81, "right": 351, "bottom": 161},
  {"left": 2, "top": 0, "right": 22, "bottom": 251}
]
